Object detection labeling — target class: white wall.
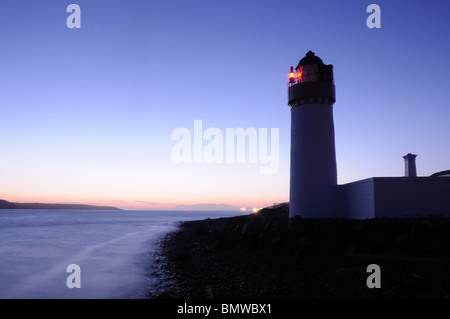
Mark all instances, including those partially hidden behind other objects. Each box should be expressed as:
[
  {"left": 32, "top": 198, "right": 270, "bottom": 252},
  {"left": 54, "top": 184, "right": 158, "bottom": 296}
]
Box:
[{"left": 339, "top": 178, "right": 375, "bottom": 219}]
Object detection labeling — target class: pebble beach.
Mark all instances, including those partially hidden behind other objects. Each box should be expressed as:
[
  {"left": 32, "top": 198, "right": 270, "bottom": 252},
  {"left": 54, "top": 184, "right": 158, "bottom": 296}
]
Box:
[{"left": 153, "top": 205, "right": 450, "bottom": 299}]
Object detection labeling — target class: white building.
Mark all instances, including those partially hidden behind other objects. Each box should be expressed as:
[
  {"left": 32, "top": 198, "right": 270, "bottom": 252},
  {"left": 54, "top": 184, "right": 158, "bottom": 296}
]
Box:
[{"left": 288, "top": 52, "right": 450, "bottom": 219}]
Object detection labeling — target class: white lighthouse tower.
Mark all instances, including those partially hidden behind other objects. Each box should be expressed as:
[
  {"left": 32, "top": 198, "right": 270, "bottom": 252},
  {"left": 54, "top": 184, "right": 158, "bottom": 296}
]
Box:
[{"left": 288, "top": 51, "right": 338, "bottom": 218}]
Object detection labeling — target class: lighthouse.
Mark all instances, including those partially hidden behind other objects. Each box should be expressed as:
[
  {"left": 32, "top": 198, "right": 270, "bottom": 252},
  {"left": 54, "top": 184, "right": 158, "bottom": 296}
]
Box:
[{"left": 287, "top": 51, "right": 338, "bottom": 218}]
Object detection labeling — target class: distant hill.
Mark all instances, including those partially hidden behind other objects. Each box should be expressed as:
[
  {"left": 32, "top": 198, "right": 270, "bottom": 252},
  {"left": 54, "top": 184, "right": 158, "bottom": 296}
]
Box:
[
  {"left": 0, "top": 199, "right": 121, "bottom": 210},
  {"left": 0, "top": 200, "right": 20, "bottom": 209}
]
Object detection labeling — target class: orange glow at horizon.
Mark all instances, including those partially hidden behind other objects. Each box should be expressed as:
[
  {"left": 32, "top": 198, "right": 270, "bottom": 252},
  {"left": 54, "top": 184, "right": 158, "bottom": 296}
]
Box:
[{"left": 1, "top": 187, "right": 284, "bottom": 211}]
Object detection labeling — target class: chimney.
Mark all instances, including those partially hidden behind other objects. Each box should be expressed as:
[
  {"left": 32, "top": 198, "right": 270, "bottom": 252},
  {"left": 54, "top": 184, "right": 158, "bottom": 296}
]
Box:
[{"left": 403, "top": 153, "right": 417, "bottom": 177}]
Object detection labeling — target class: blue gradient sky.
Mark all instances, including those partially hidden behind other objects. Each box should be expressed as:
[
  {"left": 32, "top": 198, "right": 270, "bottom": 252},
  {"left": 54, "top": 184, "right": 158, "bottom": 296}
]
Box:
[{"left": 0, "top": 0, "right": 449, "bottom": 210}]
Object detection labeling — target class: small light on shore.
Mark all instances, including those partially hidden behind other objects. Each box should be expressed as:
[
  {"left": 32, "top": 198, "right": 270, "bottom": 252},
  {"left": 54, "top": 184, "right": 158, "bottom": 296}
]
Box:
[
  {"left": 252, "top": 208, "right": 262, "bottom": 214},
  {"left": 240, "top": 207, "right": 247, "bottom": 212}
]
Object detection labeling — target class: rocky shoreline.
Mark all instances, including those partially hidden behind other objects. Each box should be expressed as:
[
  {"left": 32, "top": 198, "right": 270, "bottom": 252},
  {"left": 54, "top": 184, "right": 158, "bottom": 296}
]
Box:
[{"left": 151, "top": 206, "right": 450, "bottom": 299}]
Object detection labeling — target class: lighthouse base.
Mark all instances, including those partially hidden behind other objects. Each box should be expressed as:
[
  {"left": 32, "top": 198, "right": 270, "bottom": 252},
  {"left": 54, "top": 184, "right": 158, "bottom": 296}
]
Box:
[
  {"left": 289, "top": 183, "right": 340, "bottom": 219},
  {"left": 289, "top": 103, "right": 339, "bottom": 219}
]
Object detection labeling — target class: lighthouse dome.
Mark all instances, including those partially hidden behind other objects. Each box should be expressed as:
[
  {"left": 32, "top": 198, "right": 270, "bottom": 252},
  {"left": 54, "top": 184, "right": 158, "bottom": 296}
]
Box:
[
  {"left": 288, "top": 50, "right": 336, "bottom": 107},
  {"left": 296, "top": 51, "right": 325, "bottom": 68}
]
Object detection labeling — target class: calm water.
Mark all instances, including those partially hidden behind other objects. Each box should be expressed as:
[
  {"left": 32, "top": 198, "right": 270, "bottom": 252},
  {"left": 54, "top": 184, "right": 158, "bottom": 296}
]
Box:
[{"left": 0, "top": 209, "right": 242, "bottom": 299}]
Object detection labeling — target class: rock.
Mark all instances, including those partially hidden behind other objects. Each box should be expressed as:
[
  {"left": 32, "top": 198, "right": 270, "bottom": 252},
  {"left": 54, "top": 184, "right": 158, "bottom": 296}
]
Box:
[
  {"left": 416, "top": 237, "right": 443, "bottom": 254},
  {"left": 345, "top": 241, "right": 356, "bottom": 254},
  {"left": 352, "top": 220, "right": 369, "bottom": 232},
  {"left": 176, "top": 253, "right": 192, "bottom": 261},
  {"left": 288, "top": 217, "right": 306, "bottom": 234},
  {"left": 273, "top": 219, "right": 287, "bottom": 229},
  {"left": 341, "top": 230, "right": 357, "bottom": 241},
  {"left": 365, "top": 230, "right": 386, "bottom": 247},
  {"left": 385, "top": 240, "right": 400, "bottom": 254},
  {"left": 270, "top": 236, "right": 281, "bottom": 248},
  {"left": 297, "top": 235, "right": 308, "bottom": 252},
  {"left": 394, "top": 233, "right": 409, "bottom": 247},
  {"left": 215, "top": 236, "right": 233, "bottom": 251},
  {"left": 196, "top": 227, "right": 209, "bottom": 236},
  {"left": 360, "top": 244, "right": 372, "bottom": 254},
  {"left": 241, "top": 222, "right": 249, "bottom": 235},
  {"left": 157, "top": 207, "right": 450, "bottom": 299},
  {"left": 411, "top": 272, "right": 423, "bottom": 279}
]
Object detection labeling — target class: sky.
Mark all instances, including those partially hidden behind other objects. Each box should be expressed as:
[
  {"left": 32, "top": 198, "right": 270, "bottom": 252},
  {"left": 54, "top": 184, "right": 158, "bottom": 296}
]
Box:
[{"left": 0, "top": 0, "right": 449, "bottom": 210}]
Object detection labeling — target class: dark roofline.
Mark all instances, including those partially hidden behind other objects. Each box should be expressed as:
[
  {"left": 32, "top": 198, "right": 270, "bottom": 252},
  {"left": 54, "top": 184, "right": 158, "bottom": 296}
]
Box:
[
  {"left": 340, "top": 176, "right": 450, "bottom": 187},
  {"left": 430, "top": 170, "right": 450, "bottom": 177}
]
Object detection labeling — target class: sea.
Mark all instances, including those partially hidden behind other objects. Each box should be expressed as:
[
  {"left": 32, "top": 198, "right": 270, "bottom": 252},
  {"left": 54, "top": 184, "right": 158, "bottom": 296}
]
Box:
[{"left": 0, "top": 209, "right": 243, "bottom": 299}]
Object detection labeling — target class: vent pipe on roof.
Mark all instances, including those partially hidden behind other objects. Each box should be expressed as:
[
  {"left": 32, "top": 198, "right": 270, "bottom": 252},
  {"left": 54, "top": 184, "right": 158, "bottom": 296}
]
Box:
[{"left": 403, "top": 153, "right": 417, "bottom": 177}]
